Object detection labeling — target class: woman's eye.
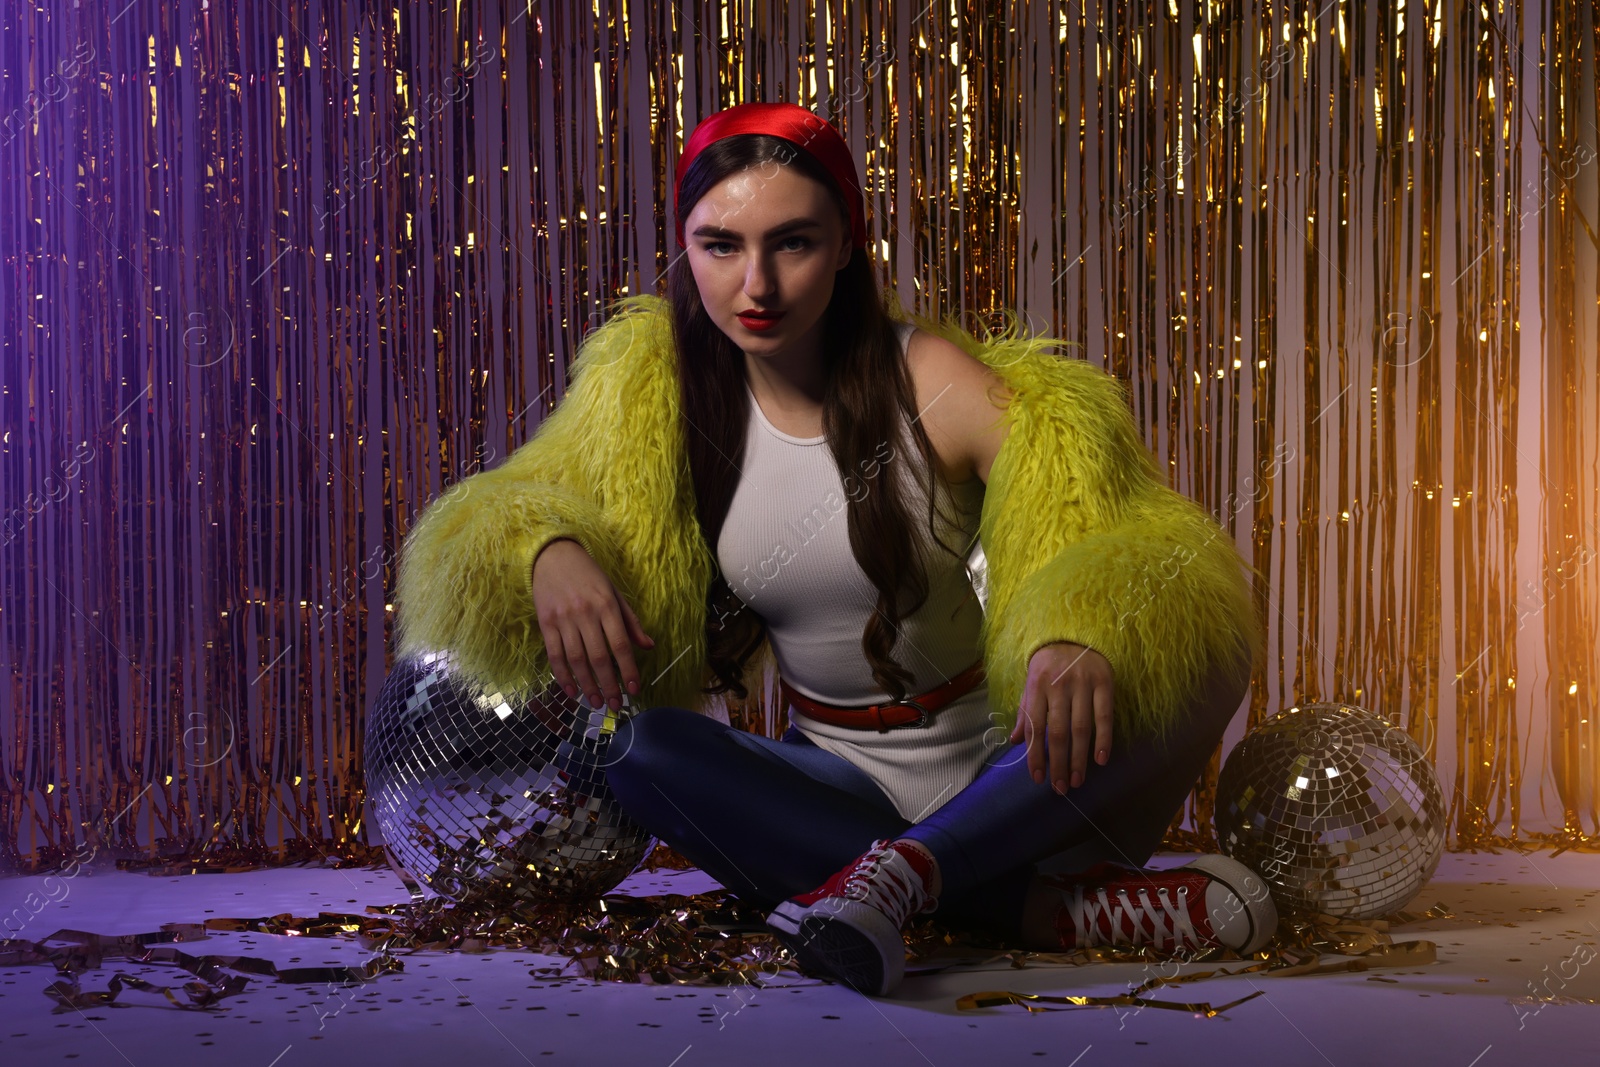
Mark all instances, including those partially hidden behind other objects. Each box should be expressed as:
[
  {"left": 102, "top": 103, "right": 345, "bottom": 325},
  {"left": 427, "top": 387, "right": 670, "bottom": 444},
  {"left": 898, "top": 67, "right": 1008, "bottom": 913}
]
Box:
[{"left": 704, "top": 237, "right": 810, "bottom": 256}]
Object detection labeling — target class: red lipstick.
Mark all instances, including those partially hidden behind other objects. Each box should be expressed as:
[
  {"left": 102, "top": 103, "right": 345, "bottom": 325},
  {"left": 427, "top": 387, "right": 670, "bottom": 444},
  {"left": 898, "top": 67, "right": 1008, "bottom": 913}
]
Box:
[{"left": 737, "top": 310, "right": 784, "bottom": 332}]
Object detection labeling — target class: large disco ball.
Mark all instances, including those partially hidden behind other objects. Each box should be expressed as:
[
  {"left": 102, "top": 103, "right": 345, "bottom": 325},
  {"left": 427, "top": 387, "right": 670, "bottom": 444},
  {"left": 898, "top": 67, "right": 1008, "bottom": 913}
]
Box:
[
  {"left": 1213, "top": 702, "right": 1446, "bottom": 921},
  {"left": 364, "top": 651, "right": 656, "bottom": 905}
]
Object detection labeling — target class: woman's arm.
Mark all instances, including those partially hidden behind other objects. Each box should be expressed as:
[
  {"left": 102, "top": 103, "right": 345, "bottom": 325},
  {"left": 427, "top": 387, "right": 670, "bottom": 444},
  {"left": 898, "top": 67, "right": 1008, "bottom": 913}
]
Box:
[
  {"left": 912, "top": 324, "right": 1266, "bottom": 753},
  {"left": 393, "top": 340, "right": 629, "bottom": 701},
  {"left": 977, "top": 353, "right": 1263, "bottom": 746}
]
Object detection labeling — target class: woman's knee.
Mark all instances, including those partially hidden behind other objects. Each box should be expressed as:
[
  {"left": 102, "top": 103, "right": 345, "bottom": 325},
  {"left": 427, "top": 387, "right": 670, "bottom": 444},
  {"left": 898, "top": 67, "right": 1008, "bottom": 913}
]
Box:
[
  {"left": 603, "top": 705, "right": 722, "bottom": 800},
  {"left": 1109, "top": 649, "right": 1252, "bottom": 857},
  {"left": 1213, "top": 639, "right": 1255, "bottom": 707},
  {"left": 1183, "top": 643, "right": 1254, "bottom": 740}
]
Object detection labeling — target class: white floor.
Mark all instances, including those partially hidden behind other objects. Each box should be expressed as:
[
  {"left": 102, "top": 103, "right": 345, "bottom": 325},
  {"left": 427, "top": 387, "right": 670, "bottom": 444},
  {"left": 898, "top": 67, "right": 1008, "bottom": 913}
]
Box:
[{"left": 2, "top": 849, "right": 1597, "bottom": 1066}]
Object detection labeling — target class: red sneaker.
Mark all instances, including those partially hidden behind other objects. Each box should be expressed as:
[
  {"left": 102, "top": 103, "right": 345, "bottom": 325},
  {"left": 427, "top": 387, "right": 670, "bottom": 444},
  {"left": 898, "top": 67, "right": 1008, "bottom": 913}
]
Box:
[
  {"left": 1043, "top": 853, "right": 1277, "bottom": 955},
  {"left": 766, "top": 838, "right": 938, "bottom": 997}
]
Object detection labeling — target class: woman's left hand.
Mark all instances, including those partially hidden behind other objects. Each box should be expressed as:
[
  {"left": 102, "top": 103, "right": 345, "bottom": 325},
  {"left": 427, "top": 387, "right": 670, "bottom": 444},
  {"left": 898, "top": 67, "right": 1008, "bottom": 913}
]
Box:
[{"left": 1007, "top": 641, "right": 1114, "bottom": 794}]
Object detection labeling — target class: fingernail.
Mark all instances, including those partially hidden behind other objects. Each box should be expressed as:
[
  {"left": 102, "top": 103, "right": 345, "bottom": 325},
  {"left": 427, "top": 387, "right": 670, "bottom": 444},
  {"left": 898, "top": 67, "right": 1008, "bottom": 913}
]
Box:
[
  {"left": 1071, "top": 770, "right": 1084, "bottom": 788},
  {"left": 1033, "top": 769, "right": 1044, "bottom": 785},
  {"left": 628, "top": 680, "right": 639, "bottom": 695},
  {"left": 1053, "top": 779, "right": 1068, "bottom": 795},
  {"left": 1097, "top": 749, "right": 1108, "bottom": 764}
]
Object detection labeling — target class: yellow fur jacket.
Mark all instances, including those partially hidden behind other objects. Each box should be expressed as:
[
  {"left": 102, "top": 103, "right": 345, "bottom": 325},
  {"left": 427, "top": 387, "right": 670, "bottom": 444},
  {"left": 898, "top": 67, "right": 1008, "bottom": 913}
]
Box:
[{"left": 393, "top": 291, "right": 1264, "bottom": 742}]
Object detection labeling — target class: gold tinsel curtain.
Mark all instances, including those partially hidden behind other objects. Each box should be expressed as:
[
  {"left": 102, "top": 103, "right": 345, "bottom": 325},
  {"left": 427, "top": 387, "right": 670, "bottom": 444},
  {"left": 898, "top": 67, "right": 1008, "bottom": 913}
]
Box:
[{"left": 1, "top": 0, "right": 1596, "bottom": 869}]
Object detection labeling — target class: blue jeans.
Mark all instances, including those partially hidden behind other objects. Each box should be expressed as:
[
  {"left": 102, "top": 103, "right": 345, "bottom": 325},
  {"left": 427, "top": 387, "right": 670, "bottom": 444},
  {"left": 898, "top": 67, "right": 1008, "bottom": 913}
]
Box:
[{"left": 603, "top": 648, "right": 1252, "bottom": 942}]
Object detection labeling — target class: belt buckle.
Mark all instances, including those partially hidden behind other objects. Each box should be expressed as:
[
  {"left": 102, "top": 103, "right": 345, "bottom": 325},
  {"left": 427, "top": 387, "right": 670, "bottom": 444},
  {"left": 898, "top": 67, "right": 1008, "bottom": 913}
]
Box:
[{"left": 878, "top": 697, "right": 930, "bottom": 729}]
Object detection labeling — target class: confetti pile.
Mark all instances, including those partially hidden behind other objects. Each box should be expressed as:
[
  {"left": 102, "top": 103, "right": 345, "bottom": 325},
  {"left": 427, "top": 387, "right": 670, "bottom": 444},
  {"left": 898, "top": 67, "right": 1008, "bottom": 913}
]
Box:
[{"left": 1, "top": 875, "right": 1477, "bottom": 1016}]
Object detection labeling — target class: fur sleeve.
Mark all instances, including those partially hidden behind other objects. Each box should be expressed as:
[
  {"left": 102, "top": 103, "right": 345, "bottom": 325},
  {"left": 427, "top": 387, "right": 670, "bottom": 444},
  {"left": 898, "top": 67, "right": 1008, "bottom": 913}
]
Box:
[
  {"left": 392, "top": 326, "right": 630, "bottom": 701},
  {"left": 975, "top": 350, "right": 1265, "bottom": 744}
]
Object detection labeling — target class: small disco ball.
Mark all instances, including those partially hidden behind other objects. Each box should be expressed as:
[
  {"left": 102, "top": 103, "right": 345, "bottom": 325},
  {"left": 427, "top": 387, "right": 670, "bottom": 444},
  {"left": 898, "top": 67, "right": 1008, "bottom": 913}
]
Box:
[
  {"left": 364, "top": 651, "right": 656, "bottom": 906},
  {"left": 1213, "top": 701, "right": 1446, "bottom": 921}
]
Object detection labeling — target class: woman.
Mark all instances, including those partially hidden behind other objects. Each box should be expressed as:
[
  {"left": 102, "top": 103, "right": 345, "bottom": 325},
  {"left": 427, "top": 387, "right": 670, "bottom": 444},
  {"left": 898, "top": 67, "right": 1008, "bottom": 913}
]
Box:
[{"left": 394, "top": 102, "right": 1275, "bottom": 998}]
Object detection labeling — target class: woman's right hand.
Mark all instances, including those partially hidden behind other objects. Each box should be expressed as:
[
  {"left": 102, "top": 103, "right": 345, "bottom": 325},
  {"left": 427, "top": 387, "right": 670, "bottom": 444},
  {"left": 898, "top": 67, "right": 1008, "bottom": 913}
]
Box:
[{"left": 531, "top": 538, "right": 656, "bottom": 711}]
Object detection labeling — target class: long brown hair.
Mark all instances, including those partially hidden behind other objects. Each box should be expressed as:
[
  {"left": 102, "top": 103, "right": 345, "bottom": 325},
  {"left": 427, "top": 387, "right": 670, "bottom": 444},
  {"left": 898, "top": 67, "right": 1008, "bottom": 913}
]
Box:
[{"left": 668, "top": 133, "right": 971, "bottom": 702}]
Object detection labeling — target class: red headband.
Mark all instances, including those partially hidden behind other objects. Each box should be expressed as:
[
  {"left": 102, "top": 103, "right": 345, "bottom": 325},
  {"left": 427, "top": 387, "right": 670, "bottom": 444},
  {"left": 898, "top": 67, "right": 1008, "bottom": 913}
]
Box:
[{"left": 674, "top": 102, "right": 869, "bottom": 250}]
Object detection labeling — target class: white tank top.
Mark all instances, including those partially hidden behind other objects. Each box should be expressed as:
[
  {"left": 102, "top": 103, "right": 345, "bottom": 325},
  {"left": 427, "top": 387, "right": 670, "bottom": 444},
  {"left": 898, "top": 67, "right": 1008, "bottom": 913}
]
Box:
[{"left": 715, "top": 321, "right": 994, "bottom": 821}]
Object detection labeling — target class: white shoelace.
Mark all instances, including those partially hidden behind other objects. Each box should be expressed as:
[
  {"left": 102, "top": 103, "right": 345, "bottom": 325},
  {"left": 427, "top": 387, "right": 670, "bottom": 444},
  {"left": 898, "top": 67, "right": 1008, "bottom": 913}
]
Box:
[
  {"left": 839, "top": 840, "right": 932, "bottom": 927},
  {"left": 1065, "top": 882, "right": 1203, "bottom": 950}
]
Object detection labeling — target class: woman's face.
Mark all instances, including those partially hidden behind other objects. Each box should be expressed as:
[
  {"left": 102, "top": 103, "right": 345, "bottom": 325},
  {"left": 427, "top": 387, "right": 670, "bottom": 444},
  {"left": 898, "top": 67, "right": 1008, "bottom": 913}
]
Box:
[{"left": 683, "top": 163, "right": 853, "bottom": 359}]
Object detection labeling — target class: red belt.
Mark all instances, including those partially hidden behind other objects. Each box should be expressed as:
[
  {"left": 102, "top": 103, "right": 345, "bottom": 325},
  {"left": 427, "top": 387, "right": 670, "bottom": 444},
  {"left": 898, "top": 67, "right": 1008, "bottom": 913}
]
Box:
[{"left": 779, "top": 659, "right": 987, "bottom": 732}]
